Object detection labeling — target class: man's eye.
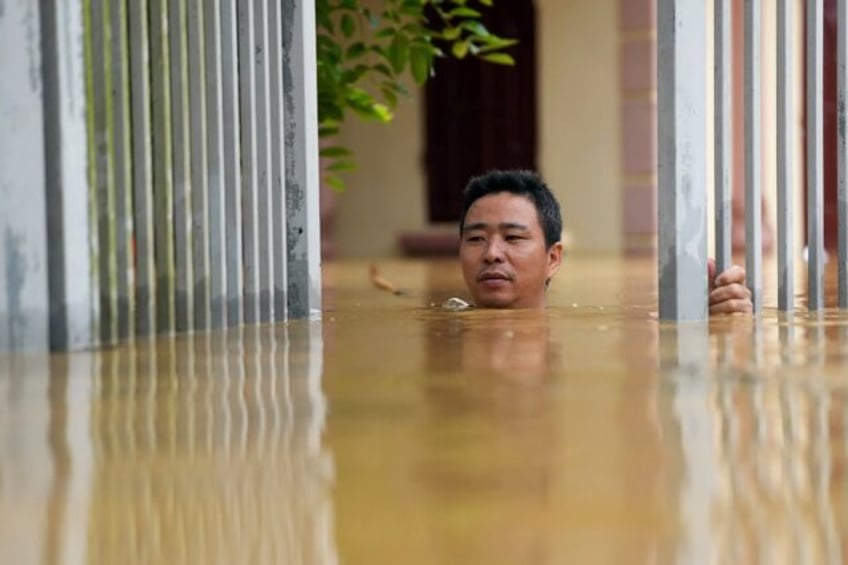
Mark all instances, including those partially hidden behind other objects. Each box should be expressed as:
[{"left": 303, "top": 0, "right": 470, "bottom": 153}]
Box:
[
  {"left": 505, "top": 235, "right": 525, "bottom": 242},
  {"left": 466, "top": 235, "right": 484, "bottom": 243}
]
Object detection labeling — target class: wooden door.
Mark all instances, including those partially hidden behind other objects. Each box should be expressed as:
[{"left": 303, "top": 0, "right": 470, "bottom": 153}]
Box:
[
  {"left": 424, "top": 0, "right": 537, "bottom": 223},
  {"left": 823, "top": 0, "right": 838, "bottom": 249}
]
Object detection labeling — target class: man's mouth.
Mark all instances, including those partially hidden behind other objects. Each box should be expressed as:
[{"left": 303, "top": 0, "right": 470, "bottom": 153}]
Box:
[{"left": 477, "top": 271, "right": 512, "bottom": 283}]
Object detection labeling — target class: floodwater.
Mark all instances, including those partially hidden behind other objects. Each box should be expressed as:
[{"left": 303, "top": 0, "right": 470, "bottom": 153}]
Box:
[{"left": 1, "top": 256, "right": 847, "bottom": 564}]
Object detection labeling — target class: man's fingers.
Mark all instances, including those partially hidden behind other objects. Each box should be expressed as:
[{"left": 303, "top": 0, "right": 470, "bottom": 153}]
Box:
[
  {"left": 710, "top": 300, "right": 753, "bottom": 315},
  {"left": 709, "top": 283, "right": 751, "bottom": 305},
  {"left": 714, "top": 264, "right": 746, "bottom": 286},
  {"left": 710, "top": 299, "right": 753, "bottom": 316},
  {"left": 706, "top": 263, "right": 751, "bottom": 316}
]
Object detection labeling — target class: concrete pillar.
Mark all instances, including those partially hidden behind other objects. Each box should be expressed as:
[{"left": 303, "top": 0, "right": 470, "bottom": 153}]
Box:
[
  {"left": 0, "top": 0, "right": 92, "bottom": 352},
  {"left": 283, "top": 0, "right": 323, "bottom": 318},
  {"left": 657, "top": 0, "right": 709, "bottom": 321}
]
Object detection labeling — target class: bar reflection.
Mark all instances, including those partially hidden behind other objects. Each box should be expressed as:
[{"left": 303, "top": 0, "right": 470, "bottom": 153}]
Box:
[
  {"left": 660, "top": 318, "right": 847, "bottom": 564},
  {"left": 0, "top": 322, "right": 336, "bottom": 565}
]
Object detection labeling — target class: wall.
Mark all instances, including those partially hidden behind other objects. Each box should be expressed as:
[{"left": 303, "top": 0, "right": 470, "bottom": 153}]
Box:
[
  {"left": 537, "top": 0, "right": 621, "bottom": 254},
  {"left": 332, "top": 95, "right": 429, "bottom": 258}
]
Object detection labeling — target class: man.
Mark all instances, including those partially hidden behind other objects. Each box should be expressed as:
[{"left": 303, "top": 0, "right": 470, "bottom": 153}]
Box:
[{"left": 459, "top": 169, "right": 753, "bottom": 314}]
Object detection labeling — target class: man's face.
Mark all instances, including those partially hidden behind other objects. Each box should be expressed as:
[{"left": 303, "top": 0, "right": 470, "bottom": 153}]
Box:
[{"left": 460, "top": 192, "right": 562, "bottom": 309}]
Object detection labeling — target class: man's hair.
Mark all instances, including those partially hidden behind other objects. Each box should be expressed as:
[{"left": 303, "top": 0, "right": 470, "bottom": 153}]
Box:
[{"left": 459, "top": 169, "right": 563, "bottom": 249}]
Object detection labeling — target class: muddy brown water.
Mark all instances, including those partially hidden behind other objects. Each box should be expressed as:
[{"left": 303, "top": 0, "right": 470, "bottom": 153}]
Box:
[{"left": 1, "top": 257, "right": 846, "bottom": 564}]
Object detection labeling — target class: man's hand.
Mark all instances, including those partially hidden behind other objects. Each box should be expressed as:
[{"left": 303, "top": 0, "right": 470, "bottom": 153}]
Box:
[{"left": 708, "top": 259, "right": 753, "bottom": 315}]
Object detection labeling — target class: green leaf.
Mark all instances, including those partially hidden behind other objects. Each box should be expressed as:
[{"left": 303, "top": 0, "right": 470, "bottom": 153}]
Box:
[
  {"left": 387, "top": 33, "right": 410, "bottom": 73},
  {"left": 346, "top": 42, "right": 367, "bottom": 59},
  {"left": 380, "top": 85, "right": 398, "bottom": 107},
  {"left": 325, "top": 175, "right": 346, "bottom": 192},
  {"left": 442, "top": 26, "right": 461, "bottom": 40},
  {"left": 481, "top": 52, "right": 515, "bottom": 65},
  {"left": 320, "top": 146, "right": 353, "bottom": 158},
  {"left": 399, "top": 5, "right": 424, "bottom": 16},
  {"left": 319, "top": 125, "right": 340, "bottom": 137},
  {"left": 401, "top": 22, "right": 431, "bottom": 37},
  {"left": 448, "top": 6, "right": 481, "bottom": 18},
  {"left": 342, "top": 64, "right": 370, "bottom": 83},
  {"left": 328, "top": 160, "right": 357, "bottom": 172},
  {"left": 350, "top": 101, "right": 393, "bottom": 122},
  {"left": 317, "top": 5, "right": 335, "bottom": 33},
  {"left": 452, "top": 40, "right": 469, "bottom": 59},
  {"left": 460, "top": 20, "right": 488, "bottom": 36},
  {"left": 372, "top": 63, "right": 394, "bottom": 77},
  {"left": 383, "top": 8, "right": 400, "bottom": 23},
  {"left": 476, "top": 38, "right": 519, "bottom": 54},
  {"left": 341, "top": 14, "right": 356, "bottom": 38},
  {"left": 370, "top": 103, "right": 393, "bottom": 122},
  {"left": 382, "top": 80, "right": 409, "bottom": 96},
  {"left": 409, "top": 45, "right": 432, "bottom": 84}
]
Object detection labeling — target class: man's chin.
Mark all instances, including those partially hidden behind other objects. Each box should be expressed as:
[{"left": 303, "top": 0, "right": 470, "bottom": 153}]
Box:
[{"left": 471, "top": 290, "right": 515, "bottom": 309}]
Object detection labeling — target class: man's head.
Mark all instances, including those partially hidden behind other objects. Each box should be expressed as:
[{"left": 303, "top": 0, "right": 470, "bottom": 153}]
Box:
[{"left": 459, "top": 170, "right": 563, "bottom": 309}]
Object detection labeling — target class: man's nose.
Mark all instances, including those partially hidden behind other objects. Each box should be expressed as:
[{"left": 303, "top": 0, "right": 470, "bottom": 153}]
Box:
[{"left": 484, "top": 239, "right": 505, "bottom": 262}]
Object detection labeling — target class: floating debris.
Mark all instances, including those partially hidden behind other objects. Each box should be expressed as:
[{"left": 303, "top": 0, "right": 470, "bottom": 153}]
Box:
[
  {"left": 441, "top": 297, "right": 473, "bottom": 311},
  {"left": 369, "top": 263, "right": 405, "bottom": 295}
]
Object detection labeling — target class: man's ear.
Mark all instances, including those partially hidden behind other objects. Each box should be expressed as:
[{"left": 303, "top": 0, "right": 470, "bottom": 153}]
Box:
[{"left": 546, "top": 242, "right": 563, "bottom": 281}]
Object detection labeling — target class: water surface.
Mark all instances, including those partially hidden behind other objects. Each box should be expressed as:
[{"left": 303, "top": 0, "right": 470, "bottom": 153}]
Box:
[{"left": 1, "top": 257, "right": 846, "bottom": 564}]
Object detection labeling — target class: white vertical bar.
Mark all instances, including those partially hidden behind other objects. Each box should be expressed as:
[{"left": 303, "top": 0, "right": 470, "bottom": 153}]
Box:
[
  {"left": 220, "top": 0, "right": 244, "bottom": 327},
  {"left": 715, "top": 0, "right": 733, "bottom": 274},
  {"left": 188, "top": 0, "right": 211, "bottom": 330},
  {"left": 149, "top": 0, "right": 177, "bottom": 334},
  {"left": 238, "top": 0, "right": 260, "bottom": 324},
  {"left": 254, "top": 0, "right": 274, "bottom": 322},
  {"left": 283, "top": 0, "right": 323, "bottom": 318},
  {"left": 269, "top": 0, "right": 288, "bottom": 322},
  {"left": 109, "top": 0, "right": 134, "bottom": 341},
  {"left": 0, "top": 1, "right": 59, "bottom": 351},
  {"left": 169, "top": 0, "right": 194, "bottom": 331},
  {"left": 205, "top": 0, "right": 227, "bottom": 329},
  {"left": 808, "top": 0, "right": 825, "bottom": 311},
  {"left": 657, "top": 0, "right": 709, "bottom": 321},
  {"left": 745, "top": 0, "right": 763, "bottom": 313},
  {"left": 42, "top": 0, "right": 96, "bottom": 349},
  {"left": 778, "top": 0, "right": 796, "bottom": 311},
  {"left": 129, "top": 0, "right": 156, "bottom": 335},
  {"left": 90, "top": 0, "right": 118, "bottom": 344},
  {"left": 838, "top": 0, "right": 848, "bottom": 308}
]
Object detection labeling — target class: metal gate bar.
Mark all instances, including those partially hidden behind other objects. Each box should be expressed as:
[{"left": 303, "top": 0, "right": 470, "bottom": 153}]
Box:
[{"left": 0, "top": 0, "right": 321, "bottom": 352}]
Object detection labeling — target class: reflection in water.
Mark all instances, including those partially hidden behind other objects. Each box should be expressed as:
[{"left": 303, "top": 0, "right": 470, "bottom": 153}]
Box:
[
  {"left": 426, "top": 309, "right": 557, "bottom": 383},
  {"left": 421, "top": 310, "right": 558, "bottom": 563},
  {"left": 0, "top": 355, "right": 88, "bottom": 565},
  {"left": 0, "top": 322, "right": 336, "bottom": 565},
  {"left": 661, "top": 318, "right": 847, "bottom": 564}
]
